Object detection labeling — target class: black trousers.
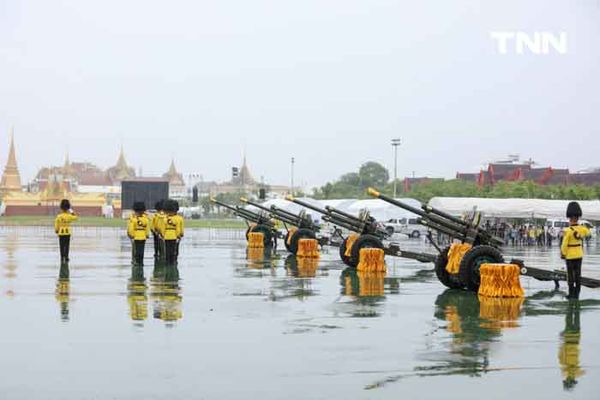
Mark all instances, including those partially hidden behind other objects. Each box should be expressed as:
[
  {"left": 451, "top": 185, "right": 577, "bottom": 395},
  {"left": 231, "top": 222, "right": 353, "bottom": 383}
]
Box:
[
  {"left": 153, "top": 232, "right": 161, "bottom": 258},
  {"left": 59, "top": 235, "right": 70, "bottom": 260},
  {"left": 566, "top": 258, "right": 582, "bottom": 299},
  {"left": 133, "top": 240, "right": 146, "bottom": 266},
  {"left": 165, "top": 240, "right": 178, "bottom": 265}
]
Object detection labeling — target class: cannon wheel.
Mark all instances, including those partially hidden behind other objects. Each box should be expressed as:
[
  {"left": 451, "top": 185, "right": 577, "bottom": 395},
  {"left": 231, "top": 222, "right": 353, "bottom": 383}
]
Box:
[
  {"left": 458, "top": 245, "right": 504, "bottom": 292},
  {"left": 339, "top": 238, "right": 353, "bottom": 267},
  {"left": 434, "top": 246, "right": 464, "bottom": 290},
  {"left": 349, "top": 234, "right": 384, "bottom": 268},
  {"left": 250, "top": 224, "right": 274, "bottom": 248},
  {"left": 288, "top": 228, "right": 317, "bottom": 255}
]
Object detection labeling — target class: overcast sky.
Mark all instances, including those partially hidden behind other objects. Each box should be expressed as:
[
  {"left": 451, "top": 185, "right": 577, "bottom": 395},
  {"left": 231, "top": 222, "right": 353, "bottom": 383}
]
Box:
[{"left": 1, "top": 0, "right": 598, "bottom": 188}]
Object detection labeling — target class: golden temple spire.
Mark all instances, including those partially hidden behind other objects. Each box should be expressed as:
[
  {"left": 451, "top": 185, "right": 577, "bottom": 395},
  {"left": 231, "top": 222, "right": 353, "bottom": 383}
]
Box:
[{"left": 1, "top": 127, "right": 22, "bottom": 193}]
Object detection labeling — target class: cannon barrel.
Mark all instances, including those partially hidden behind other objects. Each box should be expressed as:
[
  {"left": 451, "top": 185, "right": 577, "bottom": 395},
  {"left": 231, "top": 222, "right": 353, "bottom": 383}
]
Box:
[
  {"left": 211, "top": 197, "right": 238, "bottom": 212},
  {"left": 285, "top": 196, "right": 328, "bottom": 216},
  {"left": 367, "top": 188, "right": 504, "bottom": 247},
  {"left": 365, "top": 188, "right": 467, "bottom": 233},
  {"left": 325, "top": 206, "right": 364, "bottom": 224},
  {"left": 322, "top": 215, "right": 362, "bottom": 233},
  {"left": 270, "top": 205, "right": 300, "bottom": 221},
  {"left": 211, "top": 198, "right": 274, "bottom": 227},
  {"left": 240, "top": 197, "right": 273, "bottom": 214},
  {"left": 241, "top": 197, "right": 317, "bottom": 229}
]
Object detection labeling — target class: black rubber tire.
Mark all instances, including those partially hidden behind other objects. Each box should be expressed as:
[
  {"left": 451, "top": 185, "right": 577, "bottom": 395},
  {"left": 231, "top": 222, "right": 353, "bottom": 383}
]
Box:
[
  {"left": 411, "top": 230, "right": 421, "bottom": 239},
  {"left": 250, "top": 224, "right": 273, "bottom": 248},
  {"left": 386, "top": 226, "right": 395, "bottom": 236},
  {"left": 349, "top": 234, "right": 384, "bottom": 268},
  {"left": 434, "top": 246, "right": 464, "bottom": 289},
  {"left": 288, "top": 228, "right": 317, "bottom": 255},
  {"left": 458, "top": 245, "right": 504, "bottom": 292},
  {"left": 339, "top": 238, "right": 353, "bottom": 267},
  {"left": 283, "top": 231, "right": 292, "bottom": 252}
]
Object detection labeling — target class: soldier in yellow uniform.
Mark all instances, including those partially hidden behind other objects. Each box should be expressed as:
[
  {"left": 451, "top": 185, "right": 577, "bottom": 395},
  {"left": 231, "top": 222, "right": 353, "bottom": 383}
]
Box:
[
  {"left": 127, "top": 202, "right": 150, "bottom": 266},
  {"left": 152, "top": 200, "right": 166, "bottom": 260},
  {"left": 561, "top": 202, "right": 591, "bottom": 299},
  {"left": 54, "top": 199, "right": 78, "bottom": 263},
  {"left": 161, "top": 199, "right": 184, "bottom": 266}
]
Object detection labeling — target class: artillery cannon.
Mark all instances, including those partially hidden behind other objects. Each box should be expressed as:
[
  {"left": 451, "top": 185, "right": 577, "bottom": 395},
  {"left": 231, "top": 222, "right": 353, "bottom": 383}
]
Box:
[
  {"left": 286, "top": 196, "right": 436, "bottom": 267},
  {"left": 240, "top": 197, "right": 321, "bottom": 255},
  {"left": 367, "top": 188, "right": 600, "bottom": 292},
  {"left": 210, "top": 198, "right": 278, "bottom": 247}
]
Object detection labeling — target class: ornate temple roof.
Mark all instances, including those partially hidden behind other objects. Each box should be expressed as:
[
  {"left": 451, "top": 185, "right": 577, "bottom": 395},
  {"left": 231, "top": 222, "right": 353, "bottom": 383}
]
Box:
[
  {"left": 162, "top": 159, "right": 185, "bottom": 186},
  {"left": 0, "top": 129, "right": 22, "bottom": 192},
  {"left": 106, "top": 146, "right": 135, "bottom": 184}
]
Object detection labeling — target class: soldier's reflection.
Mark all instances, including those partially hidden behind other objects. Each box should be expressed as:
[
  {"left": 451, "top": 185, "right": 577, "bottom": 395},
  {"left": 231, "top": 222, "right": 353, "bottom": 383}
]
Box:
[
  {"left": 55, "top": 262, "right": 70, "bottom": 322},
  {"left": 127, "top": 265, "right": 148, "bottom": 322},
  {"left": 559, "top": 301, "right": 584, "bottom": 391},
  {"left": 151, "top": 261, "right": 182, "bottom": 324}
]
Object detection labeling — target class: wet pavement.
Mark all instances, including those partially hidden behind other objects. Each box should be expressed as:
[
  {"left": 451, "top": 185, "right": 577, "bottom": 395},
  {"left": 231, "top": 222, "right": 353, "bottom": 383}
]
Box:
[{"left": 1, "top": 227, "right": 599, "bottom": 399}]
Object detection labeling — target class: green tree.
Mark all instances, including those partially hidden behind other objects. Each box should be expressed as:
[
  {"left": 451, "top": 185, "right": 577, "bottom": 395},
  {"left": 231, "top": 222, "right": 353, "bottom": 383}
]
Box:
[{"left": 359, "top": 162, "right": 389, "bottom": 188}]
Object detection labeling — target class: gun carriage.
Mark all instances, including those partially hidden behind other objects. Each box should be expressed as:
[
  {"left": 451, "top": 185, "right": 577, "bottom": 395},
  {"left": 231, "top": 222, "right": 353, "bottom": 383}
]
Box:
[
  {"left": 285, "top": 196, "right": 435, "bottom": 267},
  {"left": 210, "top": 198, "right": 279, "bottom": 247},
  {"left": 367, "top": 188, "right": 600, "bottom": 292},
  {"left": 240, "top": 197, "right": 323, "bottom": 255}
]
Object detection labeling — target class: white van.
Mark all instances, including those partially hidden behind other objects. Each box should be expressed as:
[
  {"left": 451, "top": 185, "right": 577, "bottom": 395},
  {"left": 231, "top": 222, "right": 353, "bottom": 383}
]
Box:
[
  {"left": 546, "top": 219, "right": 596, "bottom": 239},
  {"left": 384, "top": 217, "right": 427, "bottom": 238}
]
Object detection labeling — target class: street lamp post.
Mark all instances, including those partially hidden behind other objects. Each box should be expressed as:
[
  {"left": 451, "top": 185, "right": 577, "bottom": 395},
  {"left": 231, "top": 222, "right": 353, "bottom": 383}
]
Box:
[
  {"left": 391, "top": 138, "right": 401, "bottom": 198},
  {"left": 290, "top": 157, "right": 295, "bottom": 196}
]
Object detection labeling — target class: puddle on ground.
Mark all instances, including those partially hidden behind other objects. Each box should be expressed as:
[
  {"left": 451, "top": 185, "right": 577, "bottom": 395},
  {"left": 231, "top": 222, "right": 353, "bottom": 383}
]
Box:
[{"left": 1, "top": 227, "right": 599, "bottom": 399}]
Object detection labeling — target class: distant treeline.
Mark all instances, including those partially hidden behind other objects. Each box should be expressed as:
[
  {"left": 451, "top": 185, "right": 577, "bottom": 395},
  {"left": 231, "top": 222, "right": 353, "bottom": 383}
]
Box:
[{"left": 313, "top": 162, "right": 600, "bottom": 203}]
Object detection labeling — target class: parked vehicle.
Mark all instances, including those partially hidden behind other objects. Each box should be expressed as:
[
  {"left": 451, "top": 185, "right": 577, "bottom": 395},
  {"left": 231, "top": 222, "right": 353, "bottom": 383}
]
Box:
[
  {"left": 546, "top": 219, "right": 596, "bottom": 239},
  {"left": 384, "top": 217, "right": 427, "bottom": 238}
]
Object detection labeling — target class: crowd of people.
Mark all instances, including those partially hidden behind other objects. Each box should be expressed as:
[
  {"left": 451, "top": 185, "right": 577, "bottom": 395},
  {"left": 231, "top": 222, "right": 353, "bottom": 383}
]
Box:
[{"left": 482, "top": 221, "right": 594, "bottom": 247}]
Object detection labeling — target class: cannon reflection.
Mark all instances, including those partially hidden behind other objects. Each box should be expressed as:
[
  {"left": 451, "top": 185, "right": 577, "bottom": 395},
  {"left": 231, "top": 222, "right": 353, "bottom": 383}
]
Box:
[
  {"left": 246, "top": 247, "right": 275, "bottom": 269},
  {"left": 285, "top": 255, "right": 319, "bottom": 278}
]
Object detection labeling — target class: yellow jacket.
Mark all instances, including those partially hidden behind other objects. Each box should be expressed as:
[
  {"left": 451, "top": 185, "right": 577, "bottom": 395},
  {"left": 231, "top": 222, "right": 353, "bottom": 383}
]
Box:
[
  {"left": 128, "top": 214, "right": 150, "bottom": 241},
  {"left": 54, "top": 212, "right": 78, "bottom": 236},
  {"left": 152, "top": 211, "right": 166, "bottom": 234},
  {"left": 161, "top": 214, "right": 184, "bottom": 240},
  {"left": 561, "top": 225, "right": 591, "bottom": 260}
]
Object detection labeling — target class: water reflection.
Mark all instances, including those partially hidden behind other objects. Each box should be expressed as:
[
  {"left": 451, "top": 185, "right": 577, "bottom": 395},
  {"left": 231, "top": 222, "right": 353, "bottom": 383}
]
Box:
[
  {"left": 337, "top": 268, "right": 401, "bottom": 318},
  {"left": 559, "top": 301, "right": 583, "bottom": 391},
  {"left": 340, "top": 268, "right": 400, "bottom": 299},
  {"left": 150, "top": 261, "right": 182, "bottom": 324},
  {"left": 127, "top": 265, "right": 148, "bottom": 323},
  {"left": 265, "top": 255, "right": 318, "bottom": 301},
  {"left": 55, "top": 262, "right": 70, "bottom": 322},
  {"left": 424, "top": 290, "right": 517, "bottom": 376},
  {"left": 285, "top": 255, "right": 319, "bottom": 278},
  {"left": 246, "top": 247, "right": 276, "bottom": 269}
]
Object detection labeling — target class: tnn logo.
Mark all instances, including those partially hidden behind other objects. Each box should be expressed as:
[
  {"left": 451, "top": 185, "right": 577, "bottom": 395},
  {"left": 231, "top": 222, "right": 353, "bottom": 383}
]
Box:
[{"left": 490, "top": 31, "right": 567, "bottom": 55}]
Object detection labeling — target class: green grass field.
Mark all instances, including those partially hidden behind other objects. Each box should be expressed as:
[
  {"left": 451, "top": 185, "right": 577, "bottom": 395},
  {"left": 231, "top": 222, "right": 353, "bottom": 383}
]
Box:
[{"left": 0, "top": 216, "right": 246, "bottom": 229}]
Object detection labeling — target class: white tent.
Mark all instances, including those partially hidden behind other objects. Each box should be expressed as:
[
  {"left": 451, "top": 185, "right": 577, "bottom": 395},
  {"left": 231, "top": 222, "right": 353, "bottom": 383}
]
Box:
[
  {"left": 428, "top": 197, "right": 600, "bottom": 221},
  {"left": 245, "top": 197, "right": 422, "bottom": 222}
]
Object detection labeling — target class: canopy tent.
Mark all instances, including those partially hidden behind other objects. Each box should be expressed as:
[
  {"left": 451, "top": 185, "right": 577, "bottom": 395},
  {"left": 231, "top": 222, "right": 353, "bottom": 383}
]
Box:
[
  {"left": 428, "top": 197, "right": 600, "bottom": 221},
  {"left": 244, "top": 197, "right": 422, "bottom": 223}
]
